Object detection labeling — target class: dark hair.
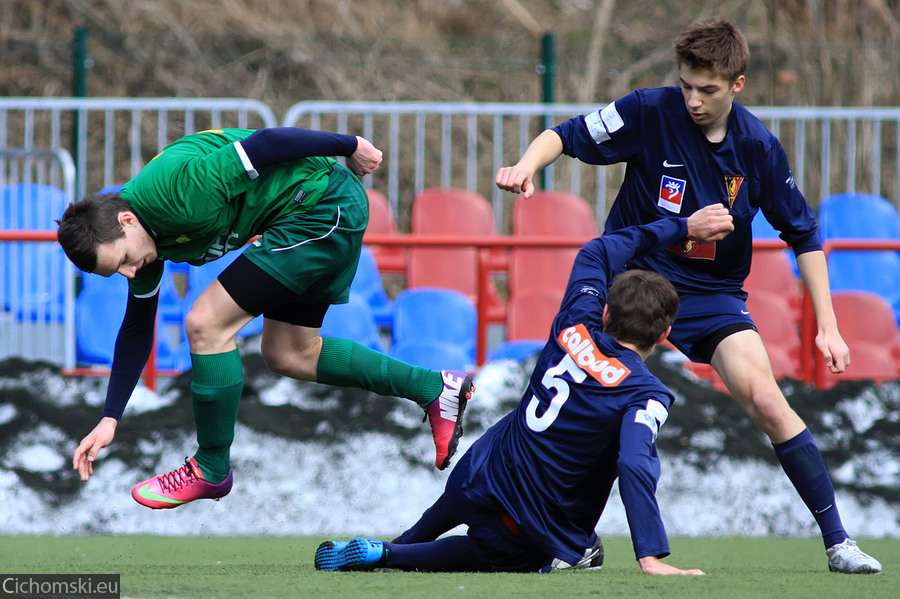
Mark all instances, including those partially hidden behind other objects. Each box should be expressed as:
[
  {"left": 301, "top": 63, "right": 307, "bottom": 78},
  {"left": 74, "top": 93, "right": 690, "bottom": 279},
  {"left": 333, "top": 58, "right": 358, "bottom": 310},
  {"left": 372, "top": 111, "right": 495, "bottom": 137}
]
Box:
[
  {"left": 604, "top": 270, "right": 679, "bottom": 352},
  {"left": 55, "top": 193, "right": 131, "bottom": 273},
  {"left": 673, "top": 17, "right": 749, "bottom": 82}
]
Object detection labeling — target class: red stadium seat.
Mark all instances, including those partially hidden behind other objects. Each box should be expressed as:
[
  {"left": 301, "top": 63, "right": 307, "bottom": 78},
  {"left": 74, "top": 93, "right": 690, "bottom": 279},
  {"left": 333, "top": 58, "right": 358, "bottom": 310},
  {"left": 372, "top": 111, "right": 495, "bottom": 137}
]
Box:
[
  {"left": 819, "top": 291, "right": 900, "bottom": 387},
  {"left": 510, "top": 191, "right": 597, "bottom": 295},
  {"left": 363, "top": 188, "right": 405, "bottom": 272},
  {"left": 746, "top": 290, "right": 803, "bottom": 380},
  {"left": 506, "top": 288, "right": 563, "bottom": 341},
  {"left": 407, "top": 188, "right": 502, "bottom": 310},
  {"left": 745, "top": 249, "right": 802, "bottom": 323}
]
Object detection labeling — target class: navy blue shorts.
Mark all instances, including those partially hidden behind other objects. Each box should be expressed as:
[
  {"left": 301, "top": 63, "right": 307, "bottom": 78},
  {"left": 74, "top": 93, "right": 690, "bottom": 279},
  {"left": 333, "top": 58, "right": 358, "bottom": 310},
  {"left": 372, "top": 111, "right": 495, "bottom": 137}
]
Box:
[
  {"left": 666, "top": 292, "right": 757, "bottom": 363},
  {"left": 450, "top": 454, "right": 552, "bottom": 572}
]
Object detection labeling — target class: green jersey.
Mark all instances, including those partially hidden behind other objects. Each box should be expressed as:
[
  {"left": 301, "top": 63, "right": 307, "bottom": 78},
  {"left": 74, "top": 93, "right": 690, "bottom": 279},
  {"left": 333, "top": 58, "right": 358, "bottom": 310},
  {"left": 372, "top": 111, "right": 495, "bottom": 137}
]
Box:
[{"left": 121, "top": 128, "right": 335, "bottom": 295}]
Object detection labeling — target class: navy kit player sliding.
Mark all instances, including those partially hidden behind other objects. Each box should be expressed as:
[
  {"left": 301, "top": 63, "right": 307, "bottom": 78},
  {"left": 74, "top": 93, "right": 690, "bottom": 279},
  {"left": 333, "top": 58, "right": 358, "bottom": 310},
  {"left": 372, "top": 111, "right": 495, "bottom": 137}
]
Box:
[
  {"left": 316, "top": 206, "right": 731, "bottom": 575},
  {"left": 495, "top": 18, "right": 880, "bottom": 574}
]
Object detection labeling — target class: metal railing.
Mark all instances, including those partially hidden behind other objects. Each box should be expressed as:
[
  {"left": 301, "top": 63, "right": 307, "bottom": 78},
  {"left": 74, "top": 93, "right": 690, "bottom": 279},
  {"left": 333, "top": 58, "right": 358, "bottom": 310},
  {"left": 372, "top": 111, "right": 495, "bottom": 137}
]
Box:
[
  {"left": 284, "top": 101, "right": 900, "bottom": 232},
  {"left": 0, "top": 98, "right": 278, "bottom": 201},
  {"left": 0, "top": 147, "right": 76, "bottom": 368}
]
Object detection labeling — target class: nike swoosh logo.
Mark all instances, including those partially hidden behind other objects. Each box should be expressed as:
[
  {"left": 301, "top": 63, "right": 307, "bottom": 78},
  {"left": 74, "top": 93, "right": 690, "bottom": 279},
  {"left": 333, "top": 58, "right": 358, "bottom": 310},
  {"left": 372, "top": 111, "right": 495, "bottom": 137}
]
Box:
[
  {"left": 741, "top": 310, "right": 750, "bottom": 315},
  {"left": 137, "top": 484, "right": 185, "bottom": 504},
  {"left": 663, "top": 160, "right": 684, "bottom": 168}
]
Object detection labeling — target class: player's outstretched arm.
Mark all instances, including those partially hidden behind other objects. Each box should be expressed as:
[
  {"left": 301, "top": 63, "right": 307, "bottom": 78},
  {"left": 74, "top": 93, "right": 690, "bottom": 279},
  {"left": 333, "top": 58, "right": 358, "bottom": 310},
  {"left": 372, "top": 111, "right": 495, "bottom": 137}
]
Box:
[
  {"left": 72, "top": 417, "right": 118, "bottom": 482},
  {"left": 495, "top": 129, "right": 564, "bottom": 198},
  {"left": 638, "top": 556, "right": 705, "bottom": 576}
]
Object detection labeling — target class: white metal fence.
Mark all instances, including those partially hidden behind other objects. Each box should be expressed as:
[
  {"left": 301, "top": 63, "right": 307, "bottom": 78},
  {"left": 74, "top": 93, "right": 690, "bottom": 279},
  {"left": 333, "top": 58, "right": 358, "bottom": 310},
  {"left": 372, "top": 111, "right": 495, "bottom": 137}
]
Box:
[
  {"left": 0, "top": 147, "right": 76, "bottom": 366},
  {"left": 2, "top": 97, "right": 900, "bottom": 366},
  {"left": 284, "top": 101, "right": 900, "bottom": 233}
]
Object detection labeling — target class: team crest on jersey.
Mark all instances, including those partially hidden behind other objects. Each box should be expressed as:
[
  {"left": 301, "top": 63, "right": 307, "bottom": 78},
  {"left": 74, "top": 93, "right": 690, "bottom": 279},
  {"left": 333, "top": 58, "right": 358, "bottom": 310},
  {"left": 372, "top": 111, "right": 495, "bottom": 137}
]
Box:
[
  {"left": 724, "top": 175, "right": 744, "bottom": 208},
  {"left": 667, "top": 238, "right": 716, "bottom": 260},
  {"left": 558, "top": 324, "right": 630, "bottom": 386},
  {"left": 658, "top": 175, "right": 686, "bottom": 213}
]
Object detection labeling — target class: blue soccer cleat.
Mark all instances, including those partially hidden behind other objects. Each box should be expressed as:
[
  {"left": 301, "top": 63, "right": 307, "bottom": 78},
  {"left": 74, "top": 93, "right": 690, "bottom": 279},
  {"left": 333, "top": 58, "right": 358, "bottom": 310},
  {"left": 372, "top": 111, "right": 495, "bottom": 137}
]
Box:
[{"left": 315, "top": 538, "right": 388, "bottom": 571}]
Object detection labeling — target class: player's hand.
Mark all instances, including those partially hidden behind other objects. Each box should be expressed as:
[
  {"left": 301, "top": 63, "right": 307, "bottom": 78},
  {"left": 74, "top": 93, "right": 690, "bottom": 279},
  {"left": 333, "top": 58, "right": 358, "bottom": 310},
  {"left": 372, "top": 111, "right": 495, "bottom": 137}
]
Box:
[
  {"left": 638, "top": 556, "right": 706, "bottom": 576},
  {"left": 347, "top": 136, "right": 383, "bottom": 177},
  {"left": 686, "top": 203, "right": 734, "bottom": 242},
  {"left": 816, "top": 327, "right": 850, "bottom": 373},
  {"left": 495, "top": 165, "right": 537, "bottom": 199},
  {"left": 72, "top": 417, "right": 118, "bottom": 482}
]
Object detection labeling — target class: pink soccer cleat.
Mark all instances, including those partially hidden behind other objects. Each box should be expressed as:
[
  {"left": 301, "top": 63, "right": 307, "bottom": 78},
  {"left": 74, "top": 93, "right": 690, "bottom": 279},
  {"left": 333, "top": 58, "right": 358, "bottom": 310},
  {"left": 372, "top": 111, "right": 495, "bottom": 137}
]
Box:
[
  {"left": 132, "top": 457, "right": 233, "bottom": 509},
  {"left": 425, "top": 370, "right": 474, "bottom": 470}
]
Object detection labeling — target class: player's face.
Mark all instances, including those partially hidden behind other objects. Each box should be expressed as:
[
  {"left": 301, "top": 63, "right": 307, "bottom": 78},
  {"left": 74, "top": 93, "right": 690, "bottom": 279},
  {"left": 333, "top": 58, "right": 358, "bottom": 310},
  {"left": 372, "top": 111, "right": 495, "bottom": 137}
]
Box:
[
  {"left": 93, "top": 211, "right": 158, "bottom": 278},
  {"left": 679, "top": 65, "right": 745, "bottom": 137}
]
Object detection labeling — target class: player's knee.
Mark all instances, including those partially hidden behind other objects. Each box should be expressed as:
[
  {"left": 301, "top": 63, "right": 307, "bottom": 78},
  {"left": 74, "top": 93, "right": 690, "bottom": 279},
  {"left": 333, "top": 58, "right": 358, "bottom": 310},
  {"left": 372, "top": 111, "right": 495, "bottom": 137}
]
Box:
[
  {"left": 741, "top": 388, "right": 804, "bottom": 437},
  {"left": 184, "top": 307, "right": 217, "bottom": 352},
  {"left": 260, "top": 342, "right": 318, "bottom": 380}
]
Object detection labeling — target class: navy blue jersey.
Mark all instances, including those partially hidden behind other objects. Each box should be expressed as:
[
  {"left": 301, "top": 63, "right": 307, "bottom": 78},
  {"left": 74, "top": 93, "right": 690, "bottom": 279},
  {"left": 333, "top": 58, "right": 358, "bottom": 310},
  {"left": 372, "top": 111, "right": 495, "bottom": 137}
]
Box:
[
  {"left": 461, "top": 217, "right": 687, "bottom": 565},
  {"left": 553, "top": 86, "right": 821, "bottom": 295}
]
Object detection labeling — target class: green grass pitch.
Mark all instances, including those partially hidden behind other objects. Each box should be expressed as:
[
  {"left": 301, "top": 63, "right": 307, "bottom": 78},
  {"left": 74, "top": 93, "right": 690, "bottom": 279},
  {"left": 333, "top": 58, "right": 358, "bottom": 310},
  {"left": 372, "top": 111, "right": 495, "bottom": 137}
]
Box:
[{"left": 1, "top": 536, "right": 896, "bottom": 599}]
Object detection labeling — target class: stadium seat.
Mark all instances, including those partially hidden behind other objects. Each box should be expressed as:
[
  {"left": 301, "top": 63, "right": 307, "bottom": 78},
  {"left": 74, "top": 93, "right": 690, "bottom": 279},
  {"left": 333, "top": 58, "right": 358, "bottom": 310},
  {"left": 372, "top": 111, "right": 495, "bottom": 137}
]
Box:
[
  {"left": 320, "top": 293, "right": 385, "bottom": 352},
  {"left": 816, "top": 193, "right": 900, "bottom": 322},
  {"left": 487, "top": 339, "right": 546, "bottom": 363},
  {"left": 364, "top": 188, "right": 395, "bottom": 236},
  {"left": 750, "top": 210, "right": 799, "bottom": 276},
  {"left": 818, "top": 193, "right": 900, "bottom": 240},
  {"left": 363, "top": 188, "right": 405, "bottom": 272},
  {"left": 0, "top": 184, "right": 70, "bottom": 320},
  {"left": 745, "top": 291, "right": 803, "bottom": 380},
  {"left": 510, "top": 191, "right": 596, "bottom": 295},
  {"left": 407, "top": 188, "right": 502, "bottom": 310},
  {"left": 390, "top": 287, "right": 477, "bottom": 366},
  {"left": 827, "top": 251, "right": 900, "bottom": 324},
  {"left": 389, "top": 339, "right": 473, "bottom": 372},
  {"left": 75, "top": 274, "right": 183, "bottom": 369},
  {"left": 506, "top": 288, "right": 562, "bottom": 342},
  {"left": 98, "top": 184, "right": 125, "bottom": 194},
  {"left": 744, "top": 249, "right": 802, "bottom": 323},
  {"left": 819, "top": 290, "right": 900, "bottom": 387},
  {"left": 350, "top": 246, "right": 393, "bottom": 329},
  {"left": 75, "top": 284, "right": 126, "bottom": 366}
]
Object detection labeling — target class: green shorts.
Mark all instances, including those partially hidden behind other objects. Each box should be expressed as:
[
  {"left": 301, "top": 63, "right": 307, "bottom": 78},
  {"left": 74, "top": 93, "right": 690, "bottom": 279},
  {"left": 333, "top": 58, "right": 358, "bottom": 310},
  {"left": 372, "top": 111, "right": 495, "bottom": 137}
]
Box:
[{"left": 242, "top": 164, "right": 368, "bottom": 305}]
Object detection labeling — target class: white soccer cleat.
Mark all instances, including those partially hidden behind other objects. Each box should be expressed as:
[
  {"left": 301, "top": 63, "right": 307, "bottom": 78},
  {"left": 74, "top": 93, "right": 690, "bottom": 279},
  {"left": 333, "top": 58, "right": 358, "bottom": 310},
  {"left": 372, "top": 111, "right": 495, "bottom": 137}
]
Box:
[{"left": 826, "top": 539, "right": 882, "bottom": 574}]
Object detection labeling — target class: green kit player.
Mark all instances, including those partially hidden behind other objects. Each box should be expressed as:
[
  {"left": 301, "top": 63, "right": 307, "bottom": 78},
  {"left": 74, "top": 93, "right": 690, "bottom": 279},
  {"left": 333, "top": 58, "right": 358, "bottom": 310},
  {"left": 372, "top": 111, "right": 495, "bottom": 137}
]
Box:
[{"left": 57, "top": 127, "right": 474, "bottom": 509}]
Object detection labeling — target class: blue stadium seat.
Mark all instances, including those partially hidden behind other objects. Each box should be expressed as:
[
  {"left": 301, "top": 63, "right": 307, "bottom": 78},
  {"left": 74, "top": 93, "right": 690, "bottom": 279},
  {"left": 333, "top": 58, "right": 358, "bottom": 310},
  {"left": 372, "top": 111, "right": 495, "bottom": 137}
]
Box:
[
  {"left": 488, "top": 339, "right": 545, "bottom": 363},
  {"left": 320, "top": 294, "right": 385, "bottom": 352},
  {"left": 817, "top": 193, "right": 900, "bottom": 323},
  {"left": 1, "top": 184, "right": 70, "bottom": 320},
  {"left": 389, "top": 339, "right": 473, "bottom": 372},
  {"left": 75, "top": 284, "right": 126, "bottom": 366},
  {"left": 98, "top": 184, "right": 125, "bottom": 194},
  {"left": 350, "top": 246, "right": 393, "bottom": 328},
  {"left": 75, "top": 273, "right": 184, "bottom": 369},
  {"left": 818, "top": 193, "right": 900, "bottom": 240},
  {"left": 390, "top": 287, "right": 477, "bottom": 368}
]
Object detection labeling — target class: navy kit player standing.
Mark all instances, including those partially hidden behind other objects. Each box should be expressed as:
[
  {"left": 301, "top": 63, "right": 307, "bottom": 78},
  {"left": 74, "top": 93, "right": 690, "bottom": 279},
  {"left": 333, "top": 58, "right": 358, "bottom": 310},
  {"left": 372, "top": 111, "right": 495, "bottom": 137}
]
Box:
[
  {"left": 495, "top": 18, "right": 881, "bottom": 573},
  {"left": 315, "top": 206, "right": 733, "bottom": 575}
]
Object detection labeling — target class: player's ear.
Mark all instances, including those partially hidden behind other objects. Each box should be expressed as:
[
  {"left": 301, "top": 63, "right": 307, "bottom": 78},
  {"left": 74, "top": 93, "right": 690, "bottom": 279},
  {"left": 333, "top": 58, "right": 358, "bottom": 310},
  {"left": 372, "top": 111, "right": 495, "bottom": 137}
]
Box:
[
  {"left": 601, "top": 304, "right": 610, "bottom": 327},
  {"left": 731, "top": 74, "right": 745, "bottom": 95},
  {"left": 655, "top": 325, "right": 672, "bottom": 346},
  {"left": 118, "top": 210, "right": 136, "bottom": 228}
]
